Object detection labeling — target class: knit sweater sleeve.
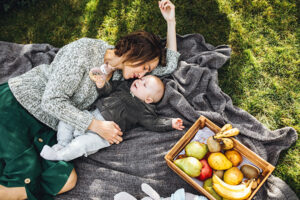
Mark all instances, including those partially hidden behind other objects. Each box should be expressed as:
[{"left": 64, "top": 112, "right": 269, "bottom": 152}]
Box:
[
  {"left": 41, "top": 44, "right": 94, "bottom": 132},
  {"left": 150, "top": 48, "right": 180, "bottom": 77}
]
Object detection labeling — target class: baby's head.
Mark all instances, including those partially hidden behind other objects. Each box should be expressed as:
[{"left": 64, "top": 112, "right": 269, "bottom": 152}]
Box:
[{"left": 130, "top": 75, "right": 164, "bottom": 104}]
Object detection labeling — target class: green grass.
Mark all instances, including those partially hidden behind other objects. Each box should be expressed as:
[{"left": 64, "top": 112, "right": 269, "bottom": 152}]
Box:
[{"left": 0, "top": 0, "right": 299, "bottom": 196}]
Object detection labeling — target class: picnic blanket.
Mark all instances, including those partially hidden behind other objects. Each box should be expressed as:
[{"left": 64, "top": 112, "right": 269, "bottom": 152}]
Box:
[{"left": 0, "top": 34, "right": 298, "bottom": 200}]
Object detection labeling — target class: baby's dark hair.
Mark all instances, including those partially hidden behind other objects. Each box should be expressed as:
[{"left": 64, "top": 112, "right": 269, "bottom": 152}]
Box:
[{"left": 114, "top": 31, "right": 166, "bottom": 67}]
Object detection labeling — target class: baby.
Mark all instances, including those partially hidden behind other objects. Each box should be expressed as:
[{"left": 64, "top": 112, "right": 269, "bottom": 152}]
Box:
[{"left": 40, "top": 73, "right": 184, "bottom": 161}]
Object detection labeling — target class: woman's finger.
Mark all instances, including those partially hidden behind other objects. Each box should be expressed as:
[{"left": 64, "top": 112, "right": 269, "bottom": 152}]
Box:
[
  {"left": 116, "top": 126, "right": 122, "bottom": 132},
  {"left": 159, "top": 3, "right": 163, "bottom": 11},
  {"left": 162, "top": 0, "right": 169, "bottom": 9},
  {"left": 113, "top": 123, "right": 121, "bottom": 131},
  {"left": 165, "top": 1, "right": 174, "bottom": 9},
  {"left": 115, "top": 135, "right": 123, "bottom": 142},
  {"left": 115, "top": 129, "right": 123, "bottom": 136},
  {"left": 112, "top": 124, "right": 122, "bottom": 135},
  {"left": 163, "top": 2, "right": 172, "bottom": 10},
  {"left": 118, "top": 131, "right": 123, "bottom": 136},
  {"left": 162, "top": 0, "right": 169, "bottom": 6},
  {"left": 159, "top": 1, "right": 165, "bottom": 9},
  {"left": 113, "top": 139, "right": 119, "bottom": 144}
]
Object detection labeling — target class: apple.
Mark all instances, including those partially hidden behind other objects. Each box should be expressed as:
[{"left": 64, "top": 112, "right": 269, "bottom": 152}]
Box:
[{"left": 197, "top": 159, "right": 213, "bottom": 181}]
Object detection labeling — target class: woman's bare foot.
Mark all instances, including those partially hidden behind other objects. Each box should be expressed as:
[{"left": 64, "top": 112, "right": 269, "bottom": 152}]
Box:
[
  {"left": 0, "top": 185, "right": 27, "bottom": 200},
  {"left": 58, "top": 168, "right": 77, "bottom": 194}
]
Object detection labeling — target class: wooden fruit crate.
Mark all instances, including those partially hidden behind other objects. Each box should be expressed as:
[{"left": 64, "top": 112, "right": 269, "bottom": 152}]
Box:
[{"left": 164, "top": 116, "right": 275, "bottom": 200}]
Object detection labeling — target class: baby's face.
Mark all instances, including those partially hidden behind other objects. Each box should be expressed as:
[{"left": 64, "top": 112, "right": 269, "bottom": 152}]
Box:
[{"left": 130, "top": 75, "right": 164, "bottom": 103}]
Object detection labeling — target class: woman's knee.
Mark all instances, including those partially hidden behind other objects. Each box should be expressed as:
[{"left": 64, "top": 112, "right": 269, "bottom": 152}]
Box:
[{"left": 58, "top": 168, "right": 77, "bottom": 194}]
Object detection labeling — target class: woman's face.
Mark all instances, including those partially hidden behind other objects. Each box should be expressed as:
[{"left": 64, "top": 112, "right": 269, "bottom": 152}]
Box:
[{"left": 122, "top": 57, "right": 159, "bottom": 79}]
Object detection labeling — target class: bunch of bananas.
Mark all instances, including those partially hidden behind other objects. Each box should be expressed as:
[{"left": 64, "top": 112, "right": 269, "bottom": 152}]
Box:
[
  {"left": 212, "top": 175, "right": 253, "bottom": 200},
  {"left": 214, "top": 124, "right": 240, "bottom": 150}
]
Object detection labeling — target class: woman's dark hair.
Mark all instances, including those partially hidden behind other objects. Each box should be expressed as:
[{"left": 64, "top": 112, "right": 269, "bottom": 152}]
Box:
[{"left": 114, "top": 31, "right": 167, "bottom": 67}]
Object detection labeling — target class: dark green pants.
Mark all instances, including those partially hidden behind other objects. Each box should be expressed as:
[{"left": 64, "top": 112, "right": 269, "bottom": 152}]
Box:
[{"left": 0, "top": 83, "right": 74, "bottom": 200}]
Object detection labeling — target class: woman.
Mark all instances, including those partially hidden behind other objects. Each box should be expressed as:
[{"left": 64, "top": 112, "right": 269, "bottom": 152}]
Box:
[{"left": 0, "top": 0, "right": 178, "bottom": 199}]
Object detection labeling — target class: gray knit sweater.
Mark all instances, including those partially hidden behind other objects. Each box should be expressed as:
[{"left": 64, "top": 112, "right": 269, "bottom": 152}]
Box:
[{"left": 8, "top": 38, "right": 180, "bottom": 132}]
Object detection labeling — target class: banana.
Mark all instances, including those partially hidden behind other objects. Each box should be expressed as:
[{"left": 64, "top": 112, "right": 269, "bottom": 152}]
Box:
[
  {"left": 214, "top": 128, "right": 239, "bottom": 139},
  {"left": 212, "top": 175, "right": 253, "bottom": 200},
  {"left": 221, "top": 138, "right": 234, "bottom": 150},
  {"left": 212, "top": 175, "right": 248, "bottom": 191},
  {"left": 215, "top": 124, "right": 232, "bottom": 137},
  {"left": 220, "top": 124, "right": 233, "bottom": 133}
]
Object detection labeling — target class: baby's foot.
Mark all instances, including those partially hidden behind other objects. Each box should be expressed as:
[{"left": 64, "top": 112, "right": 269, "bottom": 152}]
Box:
[
  {"left": 52, "top": 144, "right": 64, "bottom": 151},
  {"left": 40, "top": 145, "right": 60, "bottom": 161},
  {"left": 114, "top": 192, "right": 137, "bottom": 200}
]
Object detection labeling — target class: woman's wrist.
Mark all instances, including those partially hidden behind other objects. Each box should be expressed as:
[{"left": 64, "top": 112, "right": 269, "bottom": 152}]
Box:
[
  {"left": 88, "top": 119, "right": 99, "bottom": 132},
  {"left": 167, "top": 19, "right": 176, "bottom": 24},
  {"left": 88, "top": 119, "right": 104, "bottom": 137}
]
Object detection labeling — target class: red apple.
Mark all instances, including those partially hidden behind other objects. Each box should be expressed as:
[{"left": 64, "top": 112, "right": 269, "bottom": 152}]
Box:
[{"left": 197, "top": 159, "right": 213, "bottom": 181}]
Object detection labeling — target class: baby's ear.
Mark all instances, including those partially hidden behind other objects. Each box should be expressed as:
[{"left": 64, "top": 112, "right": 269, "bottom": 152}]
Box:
[{"left": 145, "top": 97, "right": 154, "bottom": 104}]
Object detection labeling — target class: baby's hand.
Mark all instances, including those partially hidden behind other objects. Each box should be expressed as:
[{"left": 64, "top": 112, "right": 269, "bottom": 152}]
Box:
[
  {"left": 89, "top": 68, "right": 106, "bottom": 88},
  {"left": 95, "top": 81, "right": 106, "bottom": 88},
  {"left": 172, "top": 118, "right": 184, "bottom": 130},
  {"left": 89, "top": 64, "right": 115, "bottom": 88}
]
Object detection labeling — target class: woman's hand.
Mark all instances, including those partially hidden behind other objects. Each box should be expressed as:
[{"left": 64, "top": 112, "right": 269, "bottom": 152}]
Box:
[
  {"left": 158, "top": 0, "right": 175, "bottom": 22},
  {"left": 88, "top": 119, "right": 123, "bottom": 144}
]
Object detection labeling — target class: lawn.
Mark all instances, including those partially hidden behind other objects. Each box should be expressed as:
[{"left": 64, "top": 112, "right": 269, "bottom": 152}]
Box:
[{"left": 0, "top": 0, "right": 299, "bottom": 196}]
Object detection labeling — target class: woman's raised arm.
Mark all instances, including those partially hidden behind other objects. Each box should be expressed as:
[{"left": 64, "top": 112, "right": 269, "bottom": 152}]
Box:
[{"left": 159, "top": 0, "right": 177, "bottom": 52}]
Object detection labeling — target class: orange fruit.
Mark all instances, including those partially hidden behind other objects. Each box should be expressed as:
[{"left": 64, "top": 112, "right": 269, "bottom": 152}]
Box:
[
  {"left": 225, "top": 150, "right": 243, "bottom": 167},
  {"left": 224, "top": 167, "right": 244, "bottom": 185}
]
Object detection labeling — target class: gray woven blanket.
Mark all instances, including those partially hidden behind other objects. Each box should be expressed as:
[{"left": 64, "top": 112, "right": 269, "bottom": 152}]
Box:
[{"left": 0, "top": 34, "right": 298, "bottom": 200}]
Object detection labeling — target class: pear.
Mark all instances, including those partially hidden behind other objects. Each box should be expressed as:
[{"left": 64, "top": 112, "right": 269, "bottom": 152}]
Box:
[
  {"left": 203, "top": 178, "right": 222, "bottom": 200},
  {"left": 185, "top": 141, "right": 208, "bottom": 160},
  {"left": 174, "top": 157, "right": 202, "bottom": 177},
  {"left": 208, "top": 152, "right": 232, "bottom": 170}
]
